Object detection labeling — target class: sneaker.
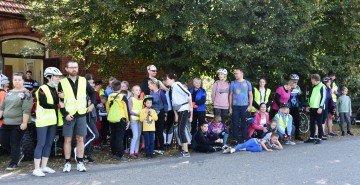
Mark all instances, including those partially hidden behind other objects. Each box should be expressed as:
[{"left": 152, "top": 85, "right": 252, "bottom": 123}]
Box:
[
  {"left": 150, "top": 153, "right": 156, "bottom": 158},
  {"left": 6, "top": 163, "right": 18, "bottom": 171},
  {"left": 230, "top": 148, "right": 236, "bottom": 153},
  {"left": 155, "top": 150, "right": 164, "bottom": 155},
  {"left": 329, "top": 132, "right": 338, "bottom": 136},
  {"left": 33, "top": 168, "right": 45, "bottom": 177},
  {"left": 42, "top": 167, "right": 56, "bottom": 174},
  {"left": 84, "top": 156, "right": 95, "bottom": 164},
  {"left": 322, "top": 135, "right": 327, "bottom": 140},
  {"left": 315, "top": 139, "right": 321, "bottom": 144},
  {"left": 304, "top": 138, "right": 315, "bottom": 143},
  {"left": 285, "top": 141, "right": 296, "bottom": 145},
  {"left": 76, "top": 162, "right": 86, "bottom": 172},
  {"left": 112, "top": 155, "right": 121, "bottom": 161},
  {"left": 347, "top": 131, "right": 354, "bottom": 136},
  {"left": 130, "top": 153, "right": 137, "bottom": 159},
  {"left": 17, "top": 152, "right": 24, "bottom": 166},
  {"left": 63, "top": 162, "right": 71, "bottom": 173},
  {"left": 182, "top": 152, "right": 190, "bottom": 157},
  {"left": 223, "top": 147, "right": 233, "bottom": 154},
  {"left": 120, "top": 156, "right": 128, "bottom": 161},
  {"left": 222, "top": 145, "right": 229, "bottom": 150}
]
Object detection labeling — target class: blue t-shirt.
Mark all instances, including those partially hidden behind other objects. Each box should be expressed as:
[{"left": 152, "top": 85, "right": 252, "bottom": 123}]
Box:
[{"left": 230, "top": 80, "right": 252, "bottom": 106}]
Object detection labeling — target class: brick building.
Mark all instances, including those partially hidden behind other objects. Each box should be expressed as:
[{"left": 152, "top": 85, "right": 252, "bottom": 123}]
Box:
[{"left": 0, "top": 0, "right": 147, "bottom": 87}]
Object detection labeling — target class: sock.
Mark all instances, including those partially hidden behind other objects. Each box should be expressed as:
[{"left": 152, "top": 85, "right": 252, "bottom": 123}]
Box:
[
  {"left": 77, "top": 158, "right": 83, "bottom": 163},
  {"left": 163, "top": 132, "right": 167, "bottom": 145},
  {"left": 65, "top": 159, "right": 71, "bottom": 163},
  {"left": 167, "top": 133, "right": 173, "bottom": 144}
]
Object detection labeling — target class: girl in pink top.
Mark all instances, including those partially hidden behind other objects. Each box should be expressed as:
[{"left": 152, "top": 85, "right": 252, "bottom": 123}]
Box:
[
  {"left": 247, "top": 103, "right": 270, "bottom": 138},
  {"left": 211, "top": 69, "right": 230, "bottom": 123},
  {"left": 269, "top": 80, "right": 294, "bottom": 119}
]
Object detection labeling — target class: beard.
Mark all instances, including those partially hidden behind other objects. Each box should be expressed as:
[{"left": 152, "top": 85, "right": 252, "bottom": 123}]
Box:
[{"left": 69, "top": 71, "right": 78, "bottom": 76}]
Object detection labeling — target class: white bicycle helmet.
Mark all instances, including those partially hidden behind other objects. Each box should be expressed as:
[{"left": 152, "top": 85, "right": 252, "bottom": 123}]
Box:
[
  {"left": 44, "top": 67, "right": 63, "bottom": 78},
  {"left": 216, "top": 69, "right": 228, "bottom": 75},
  {"left": 290, "top": 74, "right": 299, "bottom": 80},
  {"left": 0, "top": 74, "right": 9, "bottom": 85}
]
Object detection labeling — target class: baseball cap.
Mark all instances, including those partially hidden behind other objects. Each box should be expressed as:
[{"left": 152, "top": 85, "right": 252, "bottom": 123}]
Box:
[{"left": 147, "top": 65, "right": 157, "bottom": 71}]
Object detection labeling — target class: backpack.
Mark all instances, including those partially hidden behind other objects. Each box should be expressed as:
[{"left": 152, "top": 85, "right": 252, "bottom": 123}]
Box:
[{"left": 107, "top": 93, "right": 123, "bottom": 123}]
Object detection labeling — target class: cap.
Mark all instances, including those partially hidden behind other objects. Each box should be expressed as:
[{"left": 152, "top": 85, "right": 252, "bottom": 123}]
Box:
[
  {"left": 280, "top": 103, "right": 289, "bottom": 108},
  {"left": 147, "top": 65, "right": 157, "bottom": 71}
]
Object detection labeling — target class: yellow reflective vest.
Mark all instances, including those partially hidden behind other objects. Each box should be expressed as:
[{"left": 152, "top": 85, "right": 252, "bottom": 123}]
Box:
[
  {"left": 60, "top": 77, "right": 87, "bottom": 115},
  {"left": 36, "top": 85, "right": 63, "bottom": 127},
  {"left": 276, "top": 113, "right": 290, "bottom": 132},
  {"left": 251, "top": 87, "right": 271, "bottom": 112},
  {"left": 130, "top": 97, "right": 143, "bottom": 121}
]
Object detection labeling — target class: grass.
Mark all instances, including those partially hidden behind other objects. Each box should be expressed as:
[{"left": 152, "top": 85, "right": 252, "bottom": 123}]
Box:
[{"left": 1, "top": 123, "right": 359, "bottom": 175}]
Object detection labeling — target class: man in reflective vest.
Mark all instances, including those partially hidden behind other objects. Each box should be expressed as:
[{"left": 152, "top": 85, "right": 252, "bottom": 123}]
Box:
[
  {"left": 305, "top": 74, "right": 326, "bottom": 144},
  {"left": 58, "top": 61, "right": 97, "bottom": 173}
]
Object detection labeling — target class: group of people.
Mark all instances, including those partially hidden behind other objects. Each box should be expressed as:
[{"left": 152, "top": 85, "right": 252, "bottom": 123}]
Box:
[{"left": 0, "top": 62, "right": 354, "bottom": 177}]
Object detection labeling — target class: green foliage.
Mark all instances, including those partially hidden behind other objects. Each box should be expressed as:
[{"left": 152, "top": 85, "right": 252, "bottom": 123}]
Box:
[{"left": 21, "top": 0, "right": 359, "bottom": 94}]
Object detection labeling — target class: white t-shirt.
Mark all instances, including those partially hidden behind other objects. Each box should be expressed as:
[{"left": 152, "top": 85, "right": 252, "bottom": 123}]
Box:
[
  {"left": 260, "top": 117, "right": 267, "bottom": 127},
  {"left": 171, "top": 82, "right": 191, "bottom": 112},
  {"left": 260, "top": 88, "right": 266, "bottom": 103}
]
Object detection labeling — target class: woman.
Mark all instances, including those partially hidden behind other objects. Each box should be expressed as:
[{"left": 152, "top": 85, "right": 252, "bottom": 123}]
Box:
[
  {"left": 0, "top": 72, "right": 32, "bottom": 171},
  {"left": 148, "top": 77, "right": 168, "bottom": 154},
  {"left": 189, "top": 78, "right": 207, "bottom": 135},
  {"left": 211, "top": 69, "right": 230, "bottom": 124},
  {"left": 269, "top": 80, "right": 294, "bottom": 119},
  {"left": 32, "top": 67, "right": 64, "bottom": 176},
  {"left": 0, "top": 74, "right": 10, "bottom": 127},
  {"left": 163, "top": 74, "right": 193, "bottom": 157},
  {"left": 248, "top": 103, "right": 270, "bottom": 139},
  {"left": 251, "top": 78, "right": 272, "bottom": 113}
]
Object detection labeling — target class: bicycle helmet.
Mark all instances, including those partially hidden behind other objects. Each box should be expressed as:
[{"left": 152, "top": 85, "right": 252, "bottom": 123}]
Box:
[
  {"left": 44, "top": 67, "right": 63, "bottom": 78},
  {"left": 322, "top": 77, "right": 330, "bottom": 82},
  {"left": 216, "top": 69, "right": 228, "bottom": 75},
  {"left": 143, "top": 95, "right": 153, "bottom": 105},
  {"left": 0, "top": 74, "right": 9, "bottom": 85},
  {"left": 290, "top": 74, "right": 299, "bottom": 80}
]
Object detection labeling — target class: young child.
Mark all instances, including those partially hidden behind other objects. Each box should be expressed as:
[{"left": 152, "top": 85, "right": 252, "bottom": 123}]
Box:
[
  {"left": 274, "top": 103, "right": 296, "bottom": 145},
  {"left": 106, "top": 80, "right": 130, "bottom": 161},
  {"left": 129, "top": 85, "right": 143, "bottom": 158},
  {"left": 262, "top": 119, "right": 278, "bottom": 138},
  {"left": 208, "top": 115, "right": 229, "bottom": 146},
  {"left": 98, "top": 95, "right": 109, "bottom": 146},
  {"left": 223, "top": 132, "right": 283, "bottom": 153},
  {"left": 336, "top": 87, "right": 353, "bottom": 136},
  {"left": 193, "top": 122, "right": 223, "bottom": 153},
  {"left": 139, "top": 95, "right": 158, "bottom": 158}
]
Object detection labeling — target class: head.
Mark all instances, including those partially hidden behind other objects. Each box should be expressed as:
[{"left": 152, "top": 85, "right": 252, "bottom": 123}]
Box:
[
  {"left": 111, "top": 80, "right": 121, "bottom": 92},
  {"left": 192, "top": 78, "right": 202, "bottom": 89},
  {"left": 259, "top": 78, "right": 266, "bottom": 88},
  {"left": 290, "top": 74, "right": 299, "bottom": 85},
  {"left": 65, "top": 61, "right": 79, "bottom": 77},
  {"left": 148, "top": 77, "right": 168, "bottom": 91},
  {"left": 108, "top": 77, "right": 116, "bottom": 86},
  {"left": 322, "top": 77, "right": 331, "bottom": 87},
  {"left": 143, "top": 95, "right": 153, "bottom": 108},
  {"left": 270, "top": 120, "right": 277, "bottom": 129},
  {"left": 162, "top": 73, "right": 178, "bottom": 86},
  {"left": 120, "top": 90, "right": 128, "bottom": 96},
  {"left": 259, "top": 103, "right": 267, "bottom": 113},
  {"left": 216, "top": 69, "right": 228, "bottom": 81},
  {"left": 12, "top": 72, "right": 25, "bottom": 89},
  {"left": 284, "top": 80, "right": 294, "bottom": 90},
  {"left": 26, "top": 70, "right": 32, "bottom": 79},
  {"left": 95, "top": 80, "right": 102, "bottom": 91},
  {"left": 147, "top": 65, "right": 157, "bottom": 78},
  {"left": 311, "top": 74, "right": 321, "bottom": 85},
  {"left": 0, "top": 74, "right": 10, "bottom": 91},
  {"left": 100, "top": 95, "right": 107, "bottom": 104},
  {"left": 341, "top": 86, "right": 348, "bottom": 95},
  {"left": 329, "top": 72, "right": 336, "bottom": 80},
  {"left": 270, "top": 132, "right": 279, "bottom": 143},
  {"left": 44, "top": 67, "right": 63, "bottom": 87},
  {"left": 85, "top": 73, "right": 95, "bottom": 89},
  {"left": 131, "top": 85, "right": 141, "bottom": 97},
  {"left": 200, "top": 122, "right": 209, "bottom": 132},
  {"left": 280, "top": 103, "right": 289, "bottom": 114},
  {"left": 121, "top": 81, "right": 129, "bottom": 91},
  {"left": 213, "top": 115, "right": 222, "bottom": 125},
  {"left": 233, "top": 69, "right": 244, "bottom": 80}
]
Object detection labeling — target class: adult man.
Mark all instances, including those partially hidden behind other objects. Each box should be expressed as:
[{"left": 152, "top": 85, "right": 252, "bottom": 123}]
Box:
[
  {"left": 305, "top": 74, "right": 326, "bottom": 144},
  {"left": 104, "top": 77, "right": 116, "bottom": 97},
  {"left": 58, "top": 61, "right": 97, "bottom": 172},
  {"left": 289, "top": 74, "right": 304, "bottom": 141},
  {"left": 141, "top": 65, "right": 157, "bottom": 96},
  {"left": 24, "top": 70, "right": 36, "bottom": 93},
  {"left": 229, "top": 69, "right": 253, "bottom": 144}
]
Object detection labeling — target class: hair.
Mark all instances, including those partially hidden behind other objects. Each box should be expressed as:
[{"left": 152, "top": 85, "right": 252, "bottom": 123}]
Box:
[
  {"left": 162, "top": 73, "right": 178, "bottom": 81},
  {"left": 311, "top": 74, "right": 321, "bottom": 81},
  {"left": 234, "top": 68, "right": 244, "bottom": 75},
  {"left": 259, "top": 78, "right": 267, "bottom": 85},
  {"left": 149, "top": 77, "right": 169, "bottom": 91},
  {"left": 270, "top": 119, "right": 277, "bottom": 125},
  {"left": 341, "top": 86, "right": 348, "bottom": 91},
  {"left": 26, "top": 70, "right": 32, "bottom": 74},
  {"left": 214, "top": 115, "right": 222, "bottom": 123},
  {"left": 200, "top": 122, "right": 208, "bottom": 127},
  {"left": 100, "top": 95, "right": 107, "bottom": 100},
  {"left": 85, "top": 73, "right": 93, "bottom": 81},
  {"left": 192, "top": 77, "right": 202, "bottom": 85},
  {"left": 286, "top": 80, "right": 294, "bottom": 86},
  {"left": 95, "top": 80, "right": 102, "bottom": 86},
  {"left": 144, "top": 98, "right": 153, "bottom": 104},
  {"left": 66, "top": 60, "right": 78, "bottom": 67},
  {"left": 108, "top": 76, "right": 116, "bottom": 82},
  {"left": 131, "top": 85, "right": 141, "bottom": 94},
  {"left": 271, "top": 132, "right": 279, "bottom": 138},
  {"left": 259, "top": 102, "right": 266, "bottom": 107},
  {"left": 13, "top": 72, "right": 25, "bottom": 80},
  {"left": 111, "top": 80, "right": 121, "bottom": 91},
  {"left": 120, "top": 90, "right": 128, "bottom": 96},
  {"left": 121, "top": 81, "right": 129, "bottom": 88}
]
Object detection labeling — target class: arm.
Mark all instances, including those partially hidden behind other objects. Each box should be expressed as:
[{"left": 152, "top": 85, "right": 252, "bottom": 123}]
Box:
[
  {"left": 260, "top": 140, "right": 272, "bottom": 151},
  {"left": 128, "top": 98, "right": 139, "bottom": 116},
  {"left": 252, "top": 88, "right": 260, "bottom": 110},
  {"left": 287, "top": 115, "right": 293, "bottom": 136},
  {"left": 38, "top": 88, "right": 59, "bottom": 109},
  {"left": 275, "top": 116, "right": 285, "bottom": 135},
  {"left": 211, "top": 82, "right": 217, "bottom": 103},
  {"left": 139, "top": 109, "right": 145, "bottom": 122},
  {"left": 151, "top": 109, "right": 158, "bottom": 121},
  {"left": 319, "top": 86, "right": 326, "bottom": 109},
  {"left": 275, "top": 141, "right": 283, "bottom": 150},
  {"left": 195, "top": 90, "right": 206, "bottom": 105},
  {"left": 348, "top": 97, "right": 352, "bottom": 115},
  {"left": 229, "top": 82, "right": 233, "bottom": 113},
  {"left": 266, "top": 89, "right": 273, "bottom": 108},
  {"left": 247, "top": 82, "right": 253, "bottom": 111},
  {"left": 274, "top": 93, "right": 281, "bottom": 107},
  {"left": 86, "top": 81, "right": 97, "bottom": 106},
  {"left": 21, "top": 94, "right": 33, "bottom": 130},
  {"left": 160, "top": 92, "right": 168, "bottom": 112}
]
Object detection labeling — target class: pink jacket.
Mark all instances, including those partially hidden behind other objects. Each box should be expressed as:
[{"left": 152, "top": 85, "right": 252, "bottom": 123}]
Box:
[
  {"left": 211, "top": 80, "right": 230, "bottom": 109},
  {"left": 271, "top": 86, "right": 291, "bottom": 111},
  {"left": 247, "top": 111, "right": 270, "bottom": 138}
]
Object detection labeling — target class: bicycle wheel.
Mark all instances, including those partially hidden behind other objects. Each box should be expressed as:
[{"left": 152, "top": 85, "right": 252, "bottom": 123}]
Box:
[{"left": 299, "top": 112, "right": 310, "bottom": 133}]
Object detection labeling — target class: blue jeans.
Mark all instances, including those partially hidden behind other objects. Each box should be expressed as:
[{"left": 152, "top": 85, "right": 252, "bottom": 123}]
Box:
[
  {"left": 234, "top": 138, "right": 262, "bottom": 152},
  {"left": 231, "top": 105, "right": 248, "bottom": 141},
  {"left": 143, "top": 131, "right": 155, "bottom": 154}
]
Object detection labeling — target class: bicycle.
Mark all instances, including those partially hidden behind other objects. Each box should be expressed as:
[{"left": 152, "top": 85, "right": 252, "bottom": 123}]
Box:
[{"left": 299, "top": 111, "right": 310, "bottom": 133}]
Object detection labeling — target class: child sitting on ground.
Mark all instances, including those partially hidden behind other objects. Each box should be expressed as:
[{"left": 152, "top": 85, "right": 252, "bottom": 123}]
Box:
[
  {"left": 223, "top": 132, "right": 283, "bottom": 153},
  {"left": 261, "top": 119, "right": 278, "bottom": 138},
  {"left": 208, "top": 115, "right": 229, "bottom": 146},
  {"left": 193, "top": 122, "right": 223, "bottom": 153},
  {"left": 139, "top": 95, "right": 158, "bottom": 158},
  {"left": 274, "top": 103, "right": 296, "bottom": 145}
]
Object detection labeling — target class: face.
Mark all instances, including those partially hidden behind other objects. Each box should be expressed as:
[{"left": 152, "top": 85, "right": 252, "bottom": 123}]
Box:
[
  {"left": 325, "top": 80, "right": 331, "bottom": 87},
  {"left": 51, "top": 75, "right": 61, "bottom": 84},
  {"left": 270, "top": 122, "right": 277, "bottom": 129},
  {"left": 201, "top": 124, "right": 209, "bottom": 132},
  {"left": 163, "top": 77, "right": 174, "bottom": 86},
  {"left": 121, "top": 83, "right": 128, "bottom": 90},
  {"left": 270, "top": 136, "right": 279, "bottom": 143},
  {"left": 101, "top": 97, "right": 107, "bottom": 104},
  {"left": 259, "top": 104, "right": 267, "bottom": 113},
  {"left": 193, "top": 80, "right": 201, "bottom": 89},
  {"left": 218, "top": 73, "right": 225, "bottom": 81},
  {"left": 234, "top": 70, "right": 243, "bottom": 80},
  {"left": 342, "top": 88, "right": 348, "bottom": 95},
  {"left": 13, "top": 75, "right": 24, "bottom": 88},
  {"left": 26, "top": 72, "right": 32, "bottom": 79},
  {"left": 292, "top": 80, "right": 298, "bottom": 87},
  {"left": 311, "top": 78, "right": 317, "bottom": 85},
  {"left": 148, "top": 70, "right": 157, "bottom": 77},
  {"left": 65, "top": 62, "right": 79, "bottom": 76},
  {"left": 95, "top": 84, "right": 102, "bottom": 91},
  {"left": 148, "top": 81, "right": 156, "bottom": 90},
  {"left": 280, "top": 107, "right": 289, "bottom": 114},
  {"left": 145, "top": 100, "right": 152, "bottom": 108},
  {"left": 330, "top": 75, "right": 335, "bottom": 80},
  {"left": 132, "top": 86, "right": 141, "bottom": 96},
  {"left": 259, "top": 79, "right": 266, "bottom": 87},
  {"left": 285, "top": 84, "right": 292, "bottom": 91},
  {"left": 88, "top": 79, "right": 95, "bottom": 89}
]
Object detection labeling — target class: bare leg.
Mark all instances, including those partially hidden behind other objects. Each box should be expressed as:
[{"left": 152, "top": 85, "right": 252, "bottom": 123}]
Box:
[
  {"left": 182, "top": 143, "right": 188, "bottom": 152},
  {"left": 64, "top": 136, "right": 72, "bottom": 159},
  {"left": 327, "top": 114, "right": 334, "bottom": 133},
  {"left": 76, "top": 135, "right": 85, "bottom": 158}
]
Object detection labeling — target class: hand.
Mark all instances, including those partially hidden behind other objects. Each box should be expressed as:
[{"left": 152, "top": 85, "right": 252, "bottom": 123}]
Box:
[
  {"left": 317, "top": 108, "right": 322, "bottom": 114},
  {"left": 20, "top": 123, "right": 27, "bottom": 130},
  {"left": 66, "top": 115, "right": 74, "bottom": 121},
  {"left": 189, "top": 117, "right": 193, "bottom": 123},
  {"left": 246, "top": 105, "right": 252, "bottom": 112},
  {"left": 350, "top": 113, "right": 352, "bottom": 117},
  {"left": 59, "top": 102, "right": 65, "bottom": 108},
  {"left": 126, "top": 122, "right": 130, "bottom": 130},
  {"left": 189, "top": 106, "right": 193, "bottom": 113},
  {"left": 87, "top": 104, "right": 95, "bottom": 113},
  {"left": 229, "top": 107, "right": 232, "bottom": 114},
  {"left": 58, "top": 92, "right": 64, "bottom": 99},
  {"left": 267, "top": 149, "right": 273, "bottom": 152},
  {"left": 216, "top": 130, "right": 221, "bottom": 134},
  {"left": 306, "top": 107, "right": 310, "bottom": 112},
  {"left": 263, "top": 128, "right": 268, "bottom": 133}
]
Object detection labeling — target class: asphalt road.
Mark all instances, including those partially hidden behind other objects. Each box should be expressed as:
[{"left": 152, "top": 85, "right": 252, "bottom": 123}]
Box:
[{"left": 1, "top": 136, "right": 359, "bottom": 185}]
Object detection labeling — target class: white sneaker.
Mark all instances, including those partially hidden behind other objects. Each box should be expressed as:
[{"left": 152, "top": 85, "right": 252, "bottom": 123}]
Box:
[
  {"left": 223, "top": 147, "right": 234, "bottom": 154},
  {"left": 285, "top": 141, "right": 296, "bottom": 145},
  {"left": 33, "top": 169, "right": 45, "bottom": 177},
  {"left": 63, "top": 162, "right": 71, "bottom": 173},
  {"left": 230, "top": 148, "right": 236, "bottom": 153},
  {"left": 76, "top": 162, "right": 87, "bottom": 172},
  {"left": 42, "top": 167, "right": 56, "bottom": 174}
]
